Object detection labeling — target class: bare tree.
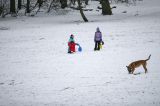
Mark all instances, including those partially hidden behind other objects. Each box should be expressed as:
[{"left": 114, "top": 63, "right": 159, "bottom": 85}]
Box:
[
  {"left": 10, "top": 0, "right": 16, "bottom": 14},
  {"left": 60, "top": 0, "right": 67, "bottom": 9},
  {"left": 26, "top": 0, "right": 30, "bottom": 13},
  {"left": 47, "top": 0, "right": 60, "bottom": 13},
  {"left": 101, "top": 0, "right": 112, "bottom": 15},
  {"left": 77, "top": 0, "right": 88, "bottom": 22},
  {"left": 70, "top": 0, "right": 76, "bottom": 5},
  {"left": 34, "top": 0, "right": 44, "bottom": 14},
  {"left": 85, "top": 0, "right": 89, "bottom": 5},
  {"left": 18, "top": 0, "right": 22, "bottom": 10}
]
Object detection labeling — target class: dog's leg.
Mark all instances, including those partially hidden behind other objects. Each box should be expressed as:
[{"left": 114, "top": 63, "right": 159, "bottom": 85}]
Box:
[
  {"left": 143, "top": 63, "right": 148, "bottom": 73},
  {"left": 131, "top": 68, "right": 135, "bottom": 74}
]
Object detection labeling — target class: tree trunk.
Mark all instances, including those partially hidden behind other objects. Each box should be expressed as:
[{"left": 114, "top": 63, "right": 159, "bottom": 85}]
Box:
[
  {"left": 10, "top": 0, "right": 16, "bottom": 13},
  {"left": 18, "top": 0, "right": 22, "bottom": 10},
  {"left": 38, "top": 0, "right": 43, "bottom": 8},
  {"left": 101, "top": 0, "right": 112, "bottom": 15},
  {"left": 0, "top": 6, "right": 3, "bottom": 16},
  {"left": 77, "top": 0, "right": 88, "bottom": 22},
  {"left": 60, "top": 0, "right": 67, "bottom": 9},
  {"left": 85, "top": 0, "right": 89, "bottom": 5},
  {"left": 71, "top": 0, "right": 76, "bottom": 5},
  {"left": 47, "top": 0, "right": 54, "bottom": 13},
  {"left": 35, "top": 0, "right": 43, "bottom": 14},
  {"left": 26, "top": 0, "right": 30, "bottom": 13}
]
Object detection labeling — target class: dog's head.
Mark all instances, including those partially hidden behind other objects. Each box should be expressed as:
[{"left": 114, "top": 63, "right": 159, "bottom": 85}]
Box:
[{"left": 126, "top": 66, "right": 132, "bottom": 74}]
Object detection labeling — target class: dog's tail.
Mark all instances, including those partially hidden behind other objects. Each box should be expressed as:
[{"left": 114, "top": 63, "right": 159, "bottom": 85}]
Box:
[{"left": 145, "top": 54, "right": 151, "bottom": 61}]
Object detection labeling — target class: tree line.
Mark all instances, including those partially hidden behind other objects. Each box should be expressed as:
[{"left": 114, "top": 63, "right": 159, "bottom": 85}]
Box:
[{"left": 0, "top": 0, "right": 121, "bottom": 22}]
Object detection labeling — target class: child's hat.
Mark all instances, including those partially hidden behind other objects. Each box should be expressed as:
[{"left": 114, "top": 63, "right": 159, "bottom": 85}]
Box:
[
  {"left": 70, "top": 34, "right": 74, "bottom": 38},
  {"left": 96, "top": 27, "right": 100, "bottom": 31}
]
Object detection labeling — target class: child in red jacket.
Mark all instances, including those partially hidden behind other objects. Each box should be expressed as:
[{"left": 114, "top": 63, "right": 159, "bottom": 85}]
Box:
[
  {"left": 68, "top": 41, "right": 77, "bottom": 53},
  {"left": 68, "top": 34, "right": 78, "bottom": 53}
]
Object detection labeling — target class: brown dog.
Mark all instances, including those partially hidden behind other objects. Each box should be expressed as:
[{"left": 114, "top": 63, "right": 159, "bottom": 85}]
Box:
[{"left": 126, "top": 55, "right": 151, "bottom": 74}]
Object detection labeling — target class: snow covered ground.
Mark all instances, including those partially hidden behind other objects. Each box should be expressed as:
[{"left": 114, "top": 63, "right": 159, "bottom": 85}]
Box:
[{"left": 0, "top": 0, "right": 160, "bottom": 106}]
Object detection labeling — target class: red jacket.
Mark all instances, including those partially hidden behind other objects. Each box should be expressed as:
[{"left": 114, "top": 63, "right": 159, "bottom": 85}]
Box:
[{"left": 68, "top": 42, "right": 76, "bottom": 52}]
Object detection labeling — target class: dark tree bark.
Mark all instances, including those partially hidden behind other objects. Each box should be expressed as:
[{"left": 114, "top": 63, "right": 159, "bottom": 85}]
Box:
[
  {"left": 71, "top": 0, "right": 76, "bottom": 5},
  {"left": 10, "top": 0, "right": 16, "bottom": 13},
  {"left": 18, "top": 0, "right": 22, "bottom": 10},
  {"left": 26, "top": 0, "right": 30, "bottom": 13},
  {"left": 37, "top": 0, "right": 43, "bottom": 8},
  {"left": 47, "top": 0, "right": 54, "bottom": 13},
  {"left": 85, "top": 0, "right": 89, "bottom": 5},
  {"left": 101, "top": 0, "right": 112, "bottom": 15},
  {"left": 77, "top": 0, "right": 88, "bottom": 22},
  {"left": 35, "top": 0, "right": 43, "bottom": 14},
  {"left": 60, "top": 0, "right": 67, "bottom": 9}
]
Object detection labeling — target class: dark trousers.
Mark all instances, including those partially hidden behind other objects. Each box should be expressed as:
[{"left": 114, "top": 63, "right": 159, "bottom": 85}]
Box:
[{"left": 94, "top": 41, "right": 101, "bottom": 50}]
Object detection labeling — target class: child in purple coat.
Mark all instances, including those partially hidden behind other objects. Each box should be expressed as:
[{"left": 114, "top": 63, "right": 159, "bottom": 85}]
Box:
[{"left": 94, "top": 27, "right": 103, "bottom": 51}]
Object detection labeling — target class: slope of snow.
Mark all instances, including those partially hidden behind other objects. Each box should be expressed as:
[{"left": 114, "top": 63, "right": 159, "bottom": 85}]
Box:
[{"left": 0, "top": 0, "right": 160, "bottom": 106}]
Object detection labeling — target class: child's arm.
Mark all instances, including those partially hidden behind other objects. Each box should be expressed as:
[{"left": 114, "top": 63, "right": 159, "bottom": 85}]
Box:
[{"left": 75, "top": 43, "right": 79, "bottom": 46}]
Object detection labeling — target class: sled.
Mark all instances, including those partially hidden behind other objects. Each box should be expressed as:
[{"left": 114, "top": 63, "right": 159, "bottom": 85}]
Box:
[
  {"left": 77, "top": 44, "right": 82, "bottom": 52},
  {"left": 100, "top": 41, "right": 104, "bottom": 49},
  {"left": 100, "top": 43, "right": 102, "bottom": 49}
]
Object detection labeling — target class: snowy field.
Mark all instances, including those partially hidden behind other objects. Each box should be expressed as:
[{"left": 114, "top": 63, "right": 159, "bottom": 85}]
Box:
[{"left": 0, "top": 0, "right": 160, "bottom": 106}]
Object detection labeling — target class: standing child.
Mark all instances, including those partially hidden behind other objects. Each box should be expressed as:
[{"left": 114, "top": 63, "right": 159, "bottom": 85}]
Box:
[
  {"left": 68, "top": 34, "right": 78, "bottom": 53},
  {"left": 94, "top": 27, "right": 103, "bottom": 51}
]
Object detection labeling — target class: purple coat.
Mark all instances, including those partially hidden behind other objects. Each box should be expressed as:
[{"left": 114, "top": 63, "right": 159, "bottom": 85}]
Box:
[{"left": 94, "top": 31, "right": 102, "bottom": 42}]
